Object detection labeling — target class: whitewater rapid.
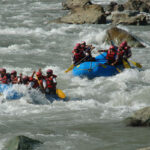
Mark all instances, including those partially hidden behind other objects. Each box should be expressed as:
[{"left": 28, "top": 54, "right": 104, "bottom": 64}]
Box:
[{"left": 0, "top": 0, "right": 150, "bottom": 150}]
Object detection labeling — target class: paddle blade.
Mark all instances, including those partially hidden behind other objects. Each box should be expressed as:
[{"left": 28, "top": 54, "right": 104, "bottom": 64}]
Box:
[
  {"left": 128, "top": 60, "right": 142, "bottom": 68},
  {"left": 56, "top": 89, "right": 66, "bottom": 99},
  {"left": 65, "top": 64, "right": 74, "bottom": 73},
  {"left": 123, "top": 59, "right": 131, "bottom": 68},
  {"left": 116, "top": 68, "right": 121, "bottom": 73}
]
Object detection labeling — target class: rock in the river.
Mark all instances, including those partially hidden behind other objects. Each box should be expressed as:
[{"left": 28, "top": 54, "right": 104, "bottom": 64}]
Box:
[
  {"left": 123, "top": 0, "right": 150, "bottom": 13},
  {"left": 4, "top": 135, "right": 42, "bottom": 150},
  {"left": 53, "top": 4, "right": 106, "bottom": 24},
  {"left": 105, "top": 27, "right": 145, "bottom": 47},
  {"left": 111, "top": 11, "right": 147, "bottom": 25},
  {"left": 125, "top": 107, "right": 150, "bottom": 126},
  {"left": 62, "top": 0, "right": 92, "bottom": 9}
]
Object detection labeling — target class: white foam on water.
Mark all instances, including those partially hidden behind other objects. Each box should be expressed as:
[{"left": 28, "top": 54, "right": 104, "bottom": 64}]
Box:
[
  {"left": 30, "top": 2, "right": 62, "bottom": 10},
  {"left": 0, "top": 139, "right": 7, "bottom": 150}
]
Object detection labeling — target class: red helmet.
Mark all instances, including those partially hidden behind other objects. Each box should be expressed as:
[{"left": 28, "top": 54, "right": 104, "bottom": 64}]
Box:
[
  {"left": 46, "top": 69, "right": 53, "bottom": 74},
  {"left": 36, "top": 72, "right": 42, "bottom": 77},
  {"left": 109, "top": 45, "right": 115, "bottom": 50},
  {"left": 29, "top": 77, "right": 33, "bottom": 81},
  {"left": 11, "top": 70, "right": 17, "bottom": 74},
  {"left": 120, "top": 41, "right": 127, "bottom": 48},
  {"left": 76, "top": 43, "right": 81, "bottom": 48},
  {"left": 74, "top": 46, "right": 78, "bottom": 50},
  {"left": 81, "top": 41, "right": 86, "bottom": 45},
  {"left": 1, "top": 68, "right": 6, "bottom": 73},
  {"left": 23, "top": 76, "right": 29, "bottom": 81}
]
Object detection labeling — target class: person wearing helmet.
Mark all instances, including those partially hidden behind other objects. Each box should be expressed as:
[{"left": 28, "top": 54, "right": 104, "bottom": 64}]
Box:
[
  {"left": 22, "top": 76, "right": 29, "bottom": 85},
  {"left": 27, "top": 71, "right": 39, "bottom": 89},
  {"left": 72, "top": 45, "right": 86, "bottom": 65},
  {"left": 112, "top": 44, "right": 125, "bottom": 66},
  {"left": 0, "top": 68, "right": 8, "bottom": 84},
  {"left": 112, "top": 41, "right": 132, "bottom": 66},
  {"left": 98, "top": 45, "right": 117, "bottom": 65},
  {"left": 28, "top": 76, "right": 39, "bottom": 89},
  {"left": 10, "top": 70, "right": 18, "bottom": 84},
  {"left": 120, "top": 41, "right": 132, "bottom": 60},
  {"left": 45, "top": 69, "right": 57, "bottom": 95},
  {"left": 35, "top": 69, "right": 45, "bottom": 93},
  {"left": 80, "top": 41, "right": 95, "bottom": 61},
  {"left": 105, "top": 45, "right": 117, "bottom": 65}
]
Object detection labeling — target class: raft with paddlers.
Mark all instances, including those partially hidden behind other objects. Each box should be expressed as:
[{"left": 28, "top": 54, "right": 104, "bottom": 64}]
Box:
[
  {"left": 72, "top": 52, "right": 123, "bottom": 79},
  {"left": 67, "top": 40, "right": 142, "bottom": 79},
  {"left": 0, "top": 84, "right": 66, "bottom": 102}
]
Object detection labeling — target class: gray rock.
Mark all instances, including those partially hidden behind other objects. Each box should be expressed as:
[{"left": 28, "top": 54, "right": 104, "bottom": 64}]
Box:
[
  {"left": 105, "top": 27, "right": 145, "bottom": 48},
  {"left": 52, "top": 4, "right": 106, "bottom": 24},
  {"left": 111, "top": 11, "right": 148, "bottom": 25},
  {"left": 4, "top": 135, "right": 42, "bottom": 150},
  {"left": 62, "top": 0, "right": 92, "bottom": 10},
  {"left": 125, "top": 107, "right": 150, "bottom": 126},
  {"left": 123, "top": 0, "right": 150, "bottom": 13}
]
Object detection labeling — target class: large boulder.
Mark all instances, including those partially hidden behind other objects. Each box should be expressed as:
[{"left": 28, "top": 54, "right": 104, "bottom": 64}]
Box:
[
  {"left": 105, "top": 27, "right": 145, "bottom": 48},
  {"left": 125, "top": 107, "right": 150, "bottom": 126},
  {"left": 53, "top": 4, "right": 106, "bottom": 24},
  {"left": 123, "top": 0, "right": 150, "bottom": 13},
  {"left": 62, "top": 0, "right": 92, "bottom": 10},
  {"left": 4, "top": 135, "right": 42, "bottom": 150},
  {"left": 111, "top": 11, "right": 147, "bottom": 25}
]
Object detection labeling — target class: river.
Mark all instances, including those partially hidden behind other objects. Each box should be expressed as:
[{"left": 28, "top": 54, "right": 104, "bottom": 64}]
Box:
[{"left": 0, "top": 0, "right": 150, "bottom": 150}]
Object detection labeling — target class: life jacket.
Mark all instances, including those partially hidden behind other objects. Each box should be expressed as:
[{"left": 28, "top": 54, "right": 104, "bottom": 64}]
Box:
[
  {"left": 117, "top": 48, "right": 124, "bottom": 58},
  {"left": 29, "top": 77, "right": 39, "bottom": 89},
  {"left": 11, "top": 76, "right": 18, "bottom": 84},
  {"left": 45, "top": 76, "right": 56, "bottom": 89},
  {"left": 0, "top": 75, "right": 8, "bottom": 84},
  {"left": 73, "top": 51, "right": 85, "bottom": 62},
  {"left": 106, "top": 50, "right": 116, "bottom": 61},
  {"left": 78, "top": 47, "right": 85, "bottom": 51}
]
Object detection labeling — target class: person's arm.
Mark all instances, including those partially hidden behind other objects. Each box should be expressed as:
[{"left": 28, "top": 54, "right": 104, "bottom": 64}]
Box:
[
  {"left": 31, "top": 71, "right": 36, "bottom": 78},
  {"left": 18, "top": 73, "right": 23, "bottom": 84},
  {"left": 111, "top": 53, "right": 120, "bottom": 66}
]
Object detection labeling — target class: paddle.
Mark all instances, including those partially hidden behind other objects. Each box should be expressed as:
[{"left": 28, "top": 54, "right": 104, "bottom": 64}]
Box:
[
  {"left": 122, "top": 59, "right": 131, "bottom": 68},
  {"left": 128, "top": 59, "right": 142, "bottom": 68},
  {"left": 65, "top": 64, "right": 74, "bottom": 73},
  {"left": 56, "top": 89, "right": 66, "bottom": 99},
  {"left": 35, "top": 75, "right": 45, "bottom": 93}
]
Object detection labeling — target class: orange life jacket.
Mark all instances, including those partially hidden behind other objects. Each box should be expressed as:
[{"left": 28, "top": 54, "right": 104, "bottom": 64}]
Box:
[
  {"left": 0, "top": 75, "right": 8, "bottom": 84},
  {"left": 106, "top": 50, "right": 116, "bottom": 61},
  {"left": 117, "top": 49, "right": 124, "bottom": 58},
  {"left": 46, "top": 77, "right": 54, "bottom": 89},
  {"left": 73, "top": 51, "right": 85, "bottom": 62}
]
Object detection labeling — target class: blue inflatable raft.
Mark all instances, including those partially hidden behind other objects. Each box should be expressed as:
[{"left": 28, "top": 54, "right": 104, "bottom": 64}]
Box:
[
  {"left": 72, "top": 52, "right": 123, "bottom": 79},
  {"left": 0, "top": 84, "right": 23, "bottom": 100},
  {"left": 0, "top": 84, "right": 67, "bottom": 102}
]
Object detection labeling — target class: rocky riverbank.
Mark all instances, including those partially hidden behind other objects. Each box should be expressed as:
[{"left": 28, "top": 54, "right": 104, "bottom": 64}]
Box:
[{"left": 51, "top": 0, "right": 150, "bottom": 25}]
